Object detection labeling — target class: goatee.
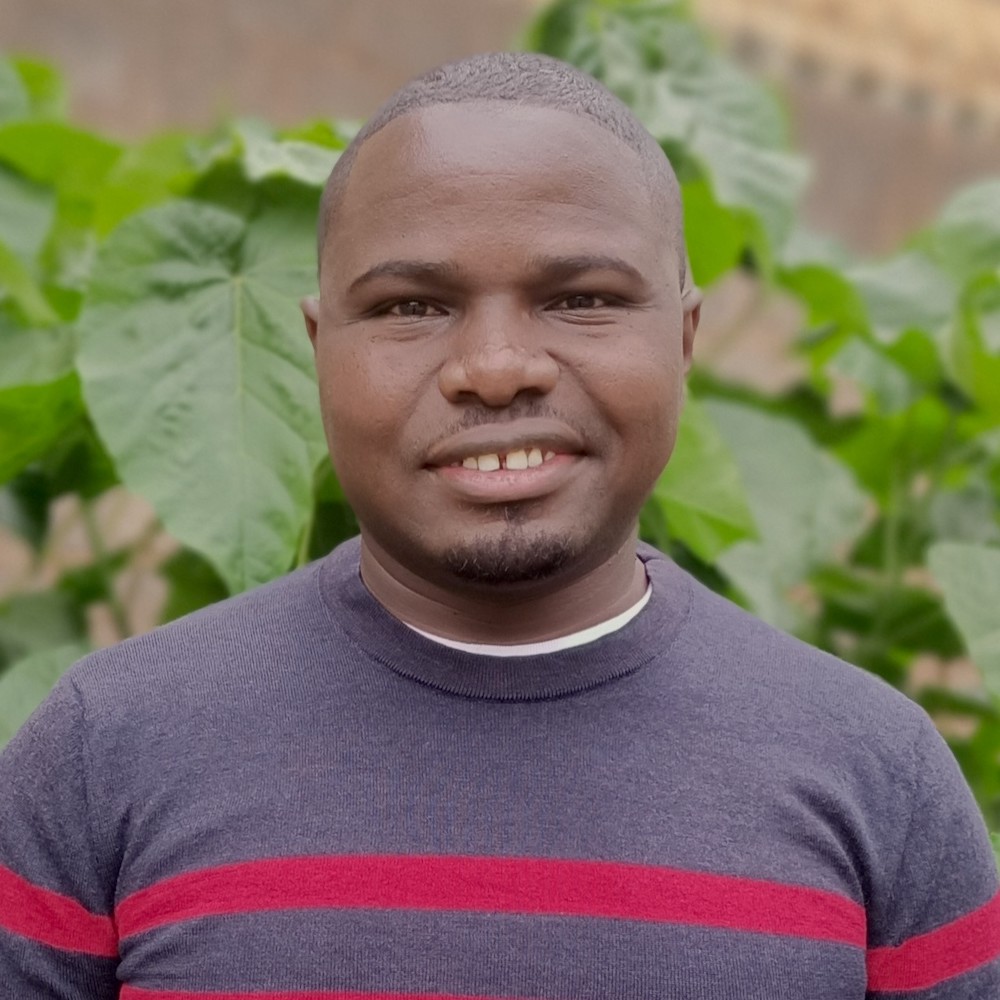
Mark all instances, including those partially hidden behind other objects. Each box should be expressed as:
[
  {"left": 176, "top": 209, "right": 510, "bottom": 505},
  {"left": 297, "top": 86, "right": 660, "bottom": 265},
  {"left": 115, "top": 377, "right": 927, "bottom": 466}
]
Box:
[{"left": 441, "top": 532, "right": 575, "bottom": 585}]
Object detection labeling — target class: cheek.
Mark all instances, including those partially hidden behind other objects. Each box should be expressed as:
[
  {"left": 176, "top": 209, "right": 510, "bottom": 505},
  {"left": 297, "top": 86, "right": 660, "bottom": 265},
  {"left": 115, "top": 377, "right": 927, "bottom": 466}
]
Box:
[
  {"left": 315, "top": 346, "right": 382, "bottom": 469},
  {"left": 315, "top": 340, "right": 436, "bottom": 460},
  {"left": 592, "top": 339, "right": 685, "bottom": 443},
  {"left": 597, "top": 354, "right": 686, "bottom": 497}
]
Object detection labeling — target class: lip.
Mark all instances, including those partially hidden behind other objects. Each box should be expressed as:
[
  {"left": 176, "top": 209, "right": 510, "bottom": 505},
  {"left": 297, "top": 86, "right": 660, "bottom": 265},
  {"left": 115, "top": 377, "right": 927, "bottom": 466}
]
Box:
[
  {"left": 424, "top": 417, "right": 586, "bottom": 469},
  {"left": 433, "top": 452, "right": 581, "bottom": 504}
]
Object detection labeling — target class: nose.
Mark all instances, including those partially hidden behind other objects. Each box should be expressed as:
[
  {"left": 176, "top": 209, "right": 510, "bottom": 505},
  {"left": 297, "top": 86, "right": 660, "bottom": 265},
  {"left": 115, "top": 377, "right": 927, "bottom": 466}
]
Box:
[{"left": 437, "top": 302, "right": 559, "bottom": 407}]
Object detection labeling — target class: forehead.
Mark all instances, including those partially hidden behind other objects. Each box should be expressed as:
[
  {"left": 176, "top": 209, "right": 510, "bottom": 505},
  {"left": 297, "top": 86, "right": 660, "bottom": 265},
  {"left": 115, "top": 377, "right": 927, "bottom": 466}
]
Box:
[
  {"left": 353, "top": 101, "right": 649, "bottom": 188},
  {"left": 325, "top": 103, "right": 673, "bottom": 278}
]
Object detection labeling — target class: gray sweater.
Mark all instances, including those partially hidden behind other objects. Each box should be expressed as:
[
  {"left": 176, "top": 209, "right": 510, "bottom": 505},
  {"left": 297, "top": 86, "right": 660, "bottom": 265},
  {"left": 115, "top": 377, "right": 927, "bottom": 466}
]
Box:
[{"left": 1, "top": 539, "right": 998, "bottom": 998}]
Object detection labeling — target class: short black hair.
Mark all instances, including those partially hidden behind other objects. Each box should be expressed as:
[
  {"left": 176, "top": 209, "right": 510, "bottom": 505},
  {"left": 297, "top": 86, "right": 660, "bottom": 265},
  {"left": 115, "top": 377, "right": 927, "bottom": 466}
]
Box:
[{"left": 317, "top": 52, "right": 686, "bottom": 284}]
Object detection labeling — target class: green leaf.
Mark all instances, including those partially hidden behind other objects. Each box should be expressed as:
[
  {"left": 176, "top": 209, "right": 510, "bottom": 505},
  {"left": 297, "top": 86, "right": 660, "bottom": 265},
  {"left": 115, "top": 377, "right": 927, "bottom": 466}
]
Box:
[
  {"left": 0, "top": 421, "right": 117, "bottom": 534},
  {"left": 845, "top": 252, "right": 956, "bottom": 342},
  {"left": 77, "top": 197, "right": 326, "bottom": 592},
  {"left": 307, "top": 496, "right": 359, "bottom": 562},
  {"left": 779, "top": 263, "right": 868, "bottom": 335},
  {"left": 93, "top": 133, "right": 199, "bottom": 235},
  {"left": 0, "top": 121, "right": 121, "bottom": 303},
  {"left": 192, "top": 122, "right": 340, "bottom": 189},
  {"left": 0, "top": 316, "right": 74, "bottom": 389},
  {"left": 827, "top": 337, "right": 916, "bottom": 415},
  {"left": 916, "top": 686, "right": 999, "bottom": 723},
  {"left": 0, "top": 121, "right": 121, "bottom": 200},
  {"left": 812, "top": 566, "right": 964, "bottom": 662},
  {"left": 280, "top": 119, "right": 355, "bottom": 150},
  {"left": 649, "top": 394, "right": 756, "bottom": 562},
  {"left": 928, "top": 542, "right": 1000, "bottom": 697},
  {"left": 304, "top": 460, "right": 359, "bottom": 561},
  {"left": 922, "top": 180, "right": 1000, "bottom": 283},
  {"left": 0, "top": 163, "right": 56, "bottom": 263},
  {"left": 879, "top": 328, "right": 946, "bottom": 386},
  {"left": 0, "top": 375, "right": 81, "bottom": 486},
  {"left": 0, "top": 318, "right": 81, "bottom": 485},
  {"left": 0, "top": 239, "right": 58, "bottom": 324},
  {"left": 0, "top": 591, "right": 85, "bottom": 669},
  {"left": 0, "top": 643, "right": 87, "bottom": 747},
  {"left": 0, "top": 58, "right": 29, "bottom": 125},
  {"left": 833, "top": 396, "right": 951, "bottom": 504},
  {"left": 240, "top": 130, "right": 340, "bottom": 187},
  {"left": 159, "top": 548, "right": 230, "bottom": 621},
  {"left": 58, "top": 551, "right": 129, "bottom": 609},
  {"left": 681, "top": 177, "right": 745, "bottom": 286},
  {"left": 688, "top": 129, "right": 807, "bottom": 255},
  {"left": 780, "top": 226, "right": 853, "bottom": 270},
  {"left": 637, "top": 16, "right": 807, "bottom": 252},
  {"left": 946, "top": 300, "right": 1000, "bottom": 421},
  {"left": 525, "top": 0, "right": 807, "bottom": 254},
  {"left": 11, "top": 57, "right": 66, "bottom": 120},
  {"left": 929, "top": 476, "right": 1000, "bottom": 546},
  {"left": 706, "top": 400, "right": 869, "bottom": 629},
  {"left": 951, "top": 721, "right": 1000, "bottom": 829},
  {"left": 39, "top": 420, "right": 119, "bottom": 500},
  {"left": 0, "top": 472, "right": 50, "bottom": 548}
]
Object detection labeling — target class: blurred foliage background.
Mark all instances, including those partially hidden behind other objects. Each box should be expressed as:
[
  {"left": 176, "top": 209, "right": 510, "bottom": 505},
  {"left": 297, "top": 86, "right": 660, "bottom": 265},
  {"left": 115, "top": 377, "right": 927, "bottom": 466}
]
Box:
[{"left": 0, "top": 0, "right": 998, "bottom": 859}]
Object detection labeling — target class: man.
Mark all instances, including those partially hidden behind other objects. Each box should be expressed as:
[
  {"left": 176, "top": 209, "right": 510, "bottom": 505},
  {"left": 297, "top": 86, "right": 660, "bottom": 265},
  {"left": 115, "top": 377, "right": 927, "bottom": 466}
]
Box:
[{"left": 1, "top": 53, "right": 998, "bottom": 1000}]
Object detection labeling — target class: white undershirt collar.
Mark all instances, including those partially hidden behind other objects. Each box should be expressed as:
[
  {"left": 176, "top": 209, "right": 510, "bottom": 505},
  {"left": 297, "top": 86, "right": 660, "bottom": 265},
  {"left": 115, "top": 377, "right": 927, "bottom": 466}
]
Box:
[{"left": 405, "top": 582, "right": 652, "bottom": 658}]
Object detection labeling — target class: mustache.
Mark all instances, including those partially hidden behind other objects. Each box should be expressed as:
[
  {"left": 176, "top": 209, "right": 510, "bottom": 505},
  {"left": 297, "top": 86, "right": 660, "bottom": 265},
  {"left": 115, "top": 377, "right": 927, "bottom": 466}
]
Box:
[{"left": 449, "top": 400, "right": 562, "bottom": 431}]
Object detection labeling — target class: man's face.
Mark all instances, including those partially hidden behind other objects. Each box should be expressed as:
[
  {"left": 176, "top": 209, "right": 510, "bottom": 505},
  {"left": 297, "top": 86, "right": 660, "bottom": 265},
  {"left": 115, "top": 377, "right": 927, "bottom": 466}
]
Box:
[{"left": 305, "top": 103, "right": 698, "bottom": 591}]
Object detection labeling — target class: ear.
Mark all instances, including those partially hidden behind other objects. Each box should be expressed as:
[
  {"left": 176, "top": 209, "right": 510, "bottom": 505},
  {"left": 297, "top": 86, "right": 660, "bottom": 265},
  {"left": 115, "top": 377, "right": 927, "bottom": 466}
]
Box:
[
  {"left": 681, "top": 286, "right": 702, "bottom": 374},
  {"left": 301, "top": 296, "right": 320, "bottom": 351}
]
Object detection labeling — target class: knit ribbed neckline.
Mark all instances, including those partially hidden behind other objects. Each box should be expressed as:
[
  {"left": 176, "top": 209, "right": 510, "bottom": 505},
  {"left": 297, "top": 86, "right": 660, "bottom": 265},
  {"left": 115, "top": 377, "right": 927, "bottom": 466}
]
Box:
[{"left": 316, "top": 538, "right": 692, "bottom": 702}]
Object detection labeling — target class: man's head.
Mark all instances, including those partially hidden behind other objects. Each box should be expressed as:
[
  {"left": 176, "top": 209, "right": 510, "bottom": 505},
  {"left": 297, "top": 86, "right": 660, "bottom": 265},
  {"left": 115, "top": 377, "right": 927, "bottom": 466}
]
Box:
[{"left": 303, "top": 52, "right": 700, "bottom": 597}]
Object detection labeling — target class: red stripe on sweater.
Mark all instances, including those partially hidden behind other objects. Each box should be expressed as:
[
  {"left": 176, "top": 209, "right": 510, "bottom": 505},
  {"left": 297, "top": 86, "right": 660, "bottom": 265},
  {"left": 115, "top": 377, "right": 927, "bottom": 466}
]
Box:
[
  {"left": 0, "top": 863, "right": 117, "bottom": 957},
  {"left": 115, "top": 853, "right": 865, "bottom": 946},
  {"left": 122, "top": 990, "right": 525, "bottom": 1000},
  {"left": 866, "top": 888, "right": 1000, "bottom": 992}
]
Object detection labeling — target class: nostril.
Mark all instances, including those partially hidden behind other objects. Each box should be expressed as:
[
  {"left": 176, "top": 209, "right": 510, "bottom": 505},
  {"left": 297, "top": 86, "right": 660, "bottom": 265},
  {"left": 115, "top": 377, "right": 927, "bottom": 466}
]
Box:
[{"left": 437, "top": 343, "right": 559, "bottom": 406}]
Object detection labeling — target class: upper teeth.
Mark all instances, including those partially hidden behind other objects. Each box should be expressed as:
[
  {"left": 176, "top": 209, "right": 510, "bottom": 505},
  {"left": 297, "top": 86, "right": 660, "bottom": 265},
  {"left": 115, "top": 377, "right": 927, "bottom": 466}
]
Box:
[{"left": 459, "top": 448, "right": 556, "bottom": 472}]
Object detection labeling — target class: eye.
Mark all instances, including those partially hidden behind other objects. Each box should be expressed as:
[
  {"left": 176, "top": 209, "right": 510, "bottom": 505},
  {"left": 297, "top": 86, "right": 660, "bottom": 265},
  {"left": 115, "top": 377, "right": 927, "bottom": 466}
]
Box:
[
  {"left": 551, "top": 293, "right": 608, "bottom": 311},
  {"left": 386, "top": 300, "right": 445, "bottom": 318}
]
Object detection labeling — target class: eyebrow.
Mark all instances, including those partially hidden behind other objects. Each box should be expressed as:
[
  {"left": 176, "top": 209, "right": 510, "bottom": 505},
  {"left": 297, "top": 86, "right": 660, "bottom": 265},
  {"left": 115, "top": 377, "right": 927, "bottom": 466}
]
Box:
[
  {"left": 345, "top": 253, "right": 648, "bottom": 297},
  {"left": 347, "top": 260, "right": 461, "bottom": 296},
  {"left": 525, "top": 254, "right": 646, "bottom": 287}
]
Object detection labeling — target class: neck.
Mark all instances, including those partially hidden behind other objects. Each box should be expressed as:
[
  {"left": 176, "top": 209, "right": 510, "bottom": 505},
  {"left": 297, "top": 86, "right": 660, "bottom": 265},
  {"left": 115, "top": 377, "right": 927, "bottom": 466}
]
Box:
[{"left": 358, "top": 533, "right": 647, "bottom": 645}]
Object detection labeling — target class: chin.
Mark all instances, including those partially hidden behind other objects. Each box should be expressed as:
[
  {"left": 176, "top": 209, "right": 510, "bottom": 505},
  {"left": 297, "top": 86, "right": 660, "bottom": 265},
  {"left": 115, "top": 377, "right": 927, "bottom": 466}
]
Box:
[{"left": 440, "top": 531, "right": 579, "bottom": 586}]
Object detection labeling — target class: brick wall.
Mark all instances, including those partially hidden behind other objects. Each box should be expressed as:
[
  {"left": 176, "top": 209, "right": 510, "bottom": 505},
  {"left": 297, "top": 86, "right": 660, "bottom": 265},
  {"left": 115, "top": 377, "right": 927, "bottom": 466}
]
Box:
[
  {"left": 4, "top": 0, "right": 999, "bottom": 251},
  {"left": 1, "top": 0, "right": 543, "bottom": 134}
]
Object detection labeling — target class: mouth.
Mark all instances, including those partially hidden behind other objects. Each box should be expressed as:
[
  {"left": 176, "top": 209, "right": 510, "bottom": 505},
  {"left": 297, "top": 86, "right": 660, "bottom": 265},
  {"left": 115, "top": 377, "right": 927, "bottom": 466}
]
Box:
[
  {"left": 425, "top": 419, "right": 586, "bottom": 504},
  {"left": 424, "top": 417, "right": 585, "bottom": 469},
  {"left": 449, "top": 446, "right": 558, "bottom": 473}
]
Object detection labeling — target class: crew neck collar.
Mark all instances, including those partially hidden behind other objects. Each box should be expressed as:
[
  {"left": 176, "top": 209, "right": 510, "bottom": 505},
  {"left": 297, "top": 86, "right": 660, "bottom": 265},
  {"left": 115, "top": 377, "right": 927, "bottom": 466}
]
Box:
[
  {"left": 403, "top": 581, "right": 652, "bottom": 657},
  {"left": 315, "top": 538, "right": 692, "bottom": 702}
]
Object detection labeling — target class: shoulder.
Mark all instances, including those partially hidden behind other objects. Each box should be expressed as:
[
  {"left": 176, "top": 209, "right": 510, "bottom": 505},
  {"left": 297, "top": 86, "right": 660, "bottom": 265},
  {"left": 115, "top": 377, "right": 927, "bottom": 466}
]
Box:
[
  {"left": 640, "top": 545, "right": 930, "bottom": 752},
  {"left": 641, "top": 548, "right": 999, "bottom": 942},
  {"left": 64, "top": 538, "right": 362, "bottom": 723}
]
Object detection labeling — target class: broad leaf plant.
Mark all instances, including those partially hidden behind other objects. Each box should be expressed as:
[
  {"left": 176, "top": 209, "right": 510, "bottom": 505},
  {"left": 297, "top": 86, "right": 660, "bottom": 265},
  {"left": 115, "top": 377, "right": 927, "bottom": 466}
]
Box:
[{"left": 0, "top": 1, "right": 998, "bottom": 864}]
